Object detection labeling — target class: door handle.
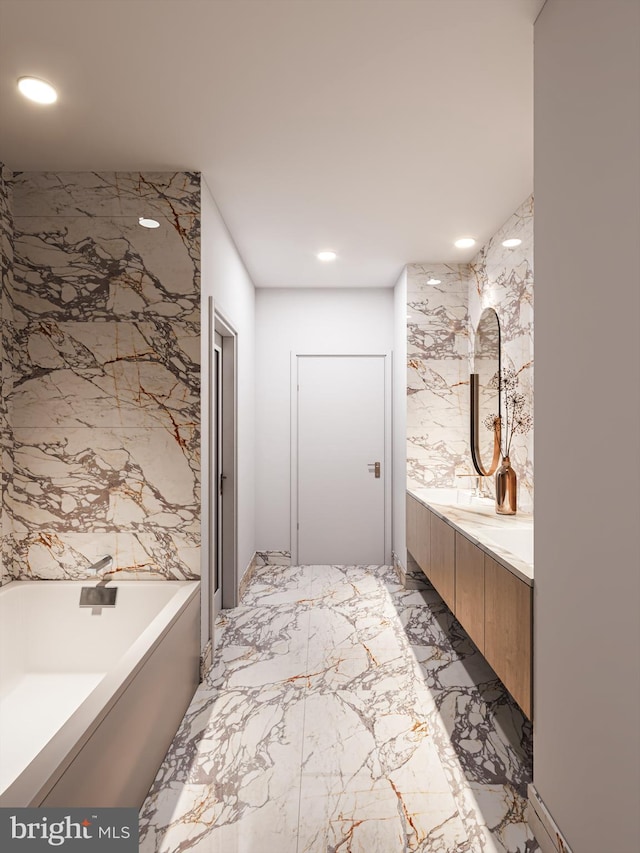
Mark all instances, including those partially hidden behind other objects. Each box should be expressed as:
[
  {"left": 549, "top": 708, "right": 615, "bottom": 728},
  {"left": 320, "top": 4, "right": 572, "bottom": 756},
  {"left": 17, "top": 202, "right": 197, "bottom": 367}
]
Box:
[{"left": 368, "top": 462, "right": 381, "bottom": 478}]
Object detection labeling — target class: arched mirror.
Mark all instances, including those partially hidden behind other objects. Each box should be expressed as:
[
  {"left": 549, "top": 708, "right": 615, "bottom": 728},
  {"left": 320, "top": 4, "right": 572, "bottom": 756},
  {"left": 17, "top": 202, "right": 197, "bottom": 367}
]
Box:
[{"left": 470, "top": 307, "right": 501, "bottom": 476}]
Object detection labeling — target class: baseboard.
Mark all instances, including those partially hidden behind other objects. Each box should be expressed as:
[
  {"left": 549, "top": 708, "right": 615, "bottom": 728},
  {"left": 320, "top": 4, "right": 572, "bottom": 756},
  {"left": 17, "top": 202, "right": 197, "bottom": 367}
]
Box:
[
  {"left": 392, "top": 550, "right": 407, "bottom": 584},
  {"left": 393, "top": 550, "right": 429, "bottom": 590},
  {"left": 199, "top": 639, "right": 213, "bottom": 681},
  {"left": 527, "top": 784, "right": 574, "bottom": 853},
  {"left": 239, "top": 552, "right": 259, "bottom": 601},
  {"left": 239, "top": 551, "right": 293, "bottom": 602},
  {"left": 255, "top": 550, "right": 291, "bottom": 566}
]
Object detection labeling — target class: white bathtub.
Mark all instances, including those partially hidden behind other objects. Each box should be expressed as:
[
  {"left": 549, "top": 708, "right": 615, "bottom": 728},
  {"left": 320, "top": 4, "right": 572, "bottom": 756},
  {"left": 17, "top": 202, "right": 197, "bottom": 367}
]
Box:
[{"left": 0, "top": 580, "right": 200, "bottom": 808}]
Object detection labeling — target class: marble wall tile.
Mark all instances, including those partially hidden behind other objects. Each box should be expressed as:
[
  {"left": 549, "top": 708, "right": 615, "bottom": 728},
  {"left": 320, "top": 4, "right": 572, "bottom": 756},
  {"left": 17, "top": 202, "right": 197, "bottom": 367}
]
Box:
[
  {"left": 12, "top": 171, "right": 201, "bottom": 219},
  {"left": 6, "top": 528, "right": 199, "bottom": 581},
  {"left": 407, "top": 264, "right": 470, "bottom": 489},
  {"left": 407, "top": 199, "right": 534, "bottom": 509},
  {"left": 9, "top": 320, "right": 199, "bottom": 429},
  {"left": 10, "top": 427, "right": 199, "bottom": 526},
  {"left": 7, "top": 424, "right": 199, "bottom": 581},
  {"left": 469, "top": 196, "right": 534, "bottom": 509},
  {"left": 0, "top": 163, "right": 14, "bottom": 586},
  {"left": 11, "top": 215, "right": 199, "bottom": 322},
  {"left": 408, "top": 264, "right": 469, "bottom": 359},
  {"left": 7, "top": 172, "right": 201, "bottom": 580}
]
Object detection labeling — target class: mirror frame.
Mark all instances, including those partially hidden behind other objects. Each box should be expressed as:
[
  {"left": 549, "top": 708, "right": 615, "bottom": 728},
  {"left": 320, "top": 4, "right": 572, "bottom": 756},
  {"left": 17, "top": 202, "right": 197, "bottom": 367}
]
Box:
[{"left": 470, "top": 307, "right": 502, "bottom": 476}]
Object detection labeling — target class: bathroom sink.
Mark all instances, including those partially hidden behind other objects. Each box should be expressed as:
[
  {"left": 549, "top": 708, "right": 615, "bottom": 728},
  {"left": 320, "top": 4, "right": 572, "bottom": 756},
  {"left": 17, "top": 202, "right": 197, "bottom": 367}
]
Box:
[
  {"left": 468, "top": 495, "right": 495, "bottom": 508},
  {"left": 411, "top": 487, "right": 462, "bottom": 505},
  {"left": 411, "top": 487, "right": 487, "bottom": 507},
  {"left": 482, "top": 527, "right": 534, "bottom": 565}
]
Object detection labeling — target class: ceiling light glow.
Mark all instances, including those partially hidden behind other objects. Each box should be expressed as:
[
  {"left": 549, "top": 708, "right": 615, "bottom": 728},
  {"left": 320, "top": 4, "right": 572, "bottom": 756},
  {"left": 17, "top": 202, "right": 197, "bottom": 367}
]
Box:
[
  {"left": 17, "top": 76, "right": 57, "bottom": 104},
  {"left": 502, "top": 238, "right": 522, "bottom": 248},
  {"left": 427, "top": 277, "right": 441, "bottom": 285},
  {"left": 454, "top": 237, "right": 476, "bottom": 249},
  {"left": 138, "top": 217, "right": 160, "bottom": 229},
  {"left": 317, "top": 251, "right": 337, "bottom": 261}
]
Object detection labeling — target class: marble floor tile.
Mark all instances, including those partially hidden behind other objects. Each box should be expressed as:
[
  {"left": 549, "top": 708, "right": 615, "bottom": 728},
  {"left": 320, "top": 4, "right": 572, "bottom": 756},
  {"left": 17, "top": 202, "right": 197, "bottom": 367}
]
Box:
[
  {"left": 141, "top": 564, "right": 537, "bottom": 853},
  {"left": 240, "top": 563, "right": 315, "bottom": 607},
  {"left": 297, "top": 780, "right": 469, "bottom": 853},
  {"left": 140, "top": 778, "right": 302, "bottom": 853},
  {"left": 203, "top": 604, "right": 312, "bottom": 690}
]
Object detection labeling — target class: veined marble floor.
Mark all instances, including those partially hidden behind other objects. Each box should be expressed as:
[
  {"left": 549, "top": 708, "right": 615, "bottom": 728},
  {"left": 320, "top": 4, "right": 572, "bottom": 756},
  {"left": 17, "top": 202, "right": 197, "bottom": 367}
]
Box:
[{"left": 139, "top": 564, "right": 538, "bottom": 853}]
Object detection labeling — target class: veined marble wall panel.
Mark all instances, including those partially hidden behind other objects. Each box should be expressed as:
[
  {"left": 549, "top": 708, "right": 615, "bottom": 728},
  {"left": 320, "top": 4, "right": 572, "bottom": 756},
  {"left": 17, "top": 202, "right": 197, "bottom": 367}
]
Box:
[
  {"left": 10, "top": 320, "right": 199, "bottom": 429},
  {"left": 9, "top": 172, "right": 201, "bottom": 580},
  {"left": 11, "top": 171, "right": 200, "bottom": 219},
  {"left": 407, "top": 360, "right": 470, "bottom": 487},
  {"left": 11, "top": 215, "right": 199, "bottom": 322},
  {"left": 406, "top": 264, "right": 470, "bottom": 488},
  {"left": 7, "top": 529, "right": 199, "bottom": 581},
  {"left": 407, "top": 200, "right": 534, "bottom": 507},
  {"left": 469, "top": 196, "right": 534, "bottom": 509},
  {"left": 0, "top": 163, "right": 15, "bottom": 586}
]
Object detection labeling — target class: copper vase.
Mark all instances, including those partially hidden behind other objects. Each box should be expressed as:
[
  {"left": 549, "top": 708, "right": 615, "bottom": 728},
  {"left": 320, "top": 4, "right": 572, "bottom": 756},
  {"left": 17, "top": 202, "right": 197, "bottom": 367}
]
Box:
[{"left": 495, "top": 455, "right": 517, "bottom": 515}]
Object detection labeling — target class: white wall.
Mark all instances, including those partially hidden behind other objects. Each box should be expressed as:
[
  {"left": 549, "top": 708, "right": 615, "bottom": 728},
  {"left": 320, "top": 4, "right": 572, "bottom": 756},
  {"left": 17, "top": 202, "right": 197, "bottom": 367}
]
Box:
[
  {"left": 255, "top": 287, "right": 395, "bottom": 552},
  {"left": 534, "top": 2, "right": 640, "bottom": 851},
  {"left": 201, "top": 179, "right": 256, "bottom": 626},
  {"left": 392, "top": 268, "right": 407, "bottom": 568}
]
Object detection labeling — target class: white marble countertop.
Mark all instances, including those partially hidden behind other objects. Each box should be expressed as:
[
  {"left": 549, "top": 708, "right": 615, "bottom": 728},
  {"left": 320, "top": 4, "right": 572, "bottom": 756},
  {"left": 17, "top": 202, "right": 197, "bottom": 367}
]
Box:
[{"left": 407, "top": 483, "right": 534, "bottom": 586}]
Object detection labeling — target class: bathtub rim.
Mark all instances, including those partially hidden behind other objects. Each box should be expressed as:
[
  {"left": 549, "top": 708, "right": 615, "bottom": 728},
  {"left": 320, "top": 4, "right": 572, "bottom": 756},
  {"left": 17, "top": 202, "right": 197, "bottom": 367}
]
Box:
[{"left": 0, "top": 579, "right": 200, "bottom": 807}]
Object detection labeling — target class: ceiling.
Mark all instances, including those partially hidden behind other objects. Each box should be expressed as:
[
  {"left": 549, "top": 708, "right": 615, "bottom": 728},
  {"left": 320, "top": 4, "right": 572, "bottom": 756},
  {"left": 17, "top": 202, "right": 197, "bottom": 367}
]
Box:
[{"left": 0, "top": 0, "right": 545, "bottom": 288}]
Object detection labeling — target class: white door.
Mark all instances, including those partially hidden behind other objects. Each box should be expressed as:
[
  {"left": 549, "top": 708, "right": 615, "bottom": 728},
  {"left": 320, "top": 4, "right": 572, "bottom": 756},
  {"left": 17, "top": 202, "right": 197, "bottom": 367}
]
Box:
[{"left": 297, "top": 355, "right": 386, "bottom": 565}]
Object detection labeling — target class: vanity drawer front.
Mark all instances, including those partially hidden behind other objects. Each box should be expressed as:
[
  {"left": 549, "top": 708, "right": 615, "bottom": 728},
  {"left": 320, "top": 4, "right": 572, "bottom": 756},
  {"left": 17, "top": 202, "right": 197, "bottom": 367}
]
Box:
[
  {"left": 429, "top": 513, "right": 456, "bottom": 612},
  {"left": 406, "top": 494, "right": 430, "bottom": 573},
  {"left": 455, "top": 533, "right": 485, "bottom": 653},
  {"left": 484, "top": 555, "right": 532, "bottom": 718}
]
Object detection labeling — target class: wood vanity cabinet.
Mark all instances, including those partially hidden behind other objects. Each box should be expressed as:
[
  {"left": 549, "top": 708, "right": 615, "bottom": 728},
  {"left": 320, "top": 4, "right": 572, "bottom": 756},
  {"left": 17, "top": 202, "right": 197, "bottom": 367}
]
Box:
[
  {"left": 406, "top": 494, "right": 430, "bottom": 572},
  {"left": 484, "top": 555, "right": 533, "bottom": 719},
  {"left": 429, "top": 514, "right": 456, "bottom": 612},
  {"left": 407, "top": 496, "right": 455, "bottom": 611},
  {"left": 454, "top": 533, "right": 485, "bottom": 653},
  {"left": 406, "top": 491, "right": 533, "bottom": 719}
]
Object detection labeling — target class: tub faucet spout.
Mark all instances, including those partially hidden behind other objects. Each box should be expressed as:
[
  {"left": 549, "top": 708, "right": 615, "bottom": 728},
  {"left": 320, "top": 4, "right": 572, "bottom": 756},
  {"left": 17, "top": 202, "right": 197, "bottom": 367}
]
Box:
[{"left": 87, "top": 555, "right": 114, "bottom": 575}]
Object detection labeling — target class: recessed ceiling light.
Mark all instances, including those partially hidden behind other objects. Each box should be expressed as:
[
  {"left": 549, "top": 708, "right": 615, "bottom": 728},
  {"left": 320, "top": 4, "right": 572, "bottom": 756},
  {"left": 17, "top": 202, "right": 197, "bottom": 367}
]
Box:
[
  {"left": 427, "top": 277, "right": 441, "bottom": 285},
  {"left": 317, "top": 251, "right": 337, "bottom": 261},
  {"left": 17, "top": 76, "right": 57, "bottom": 104},
  {"left": 138, "top": 217, "right": 160, "bottom": 229},
  {"left": 454, "top": 237, "right": 476, "bottom": 249},
  {"left": 502, "top": 238, "right": 522, "bottom": 248}
]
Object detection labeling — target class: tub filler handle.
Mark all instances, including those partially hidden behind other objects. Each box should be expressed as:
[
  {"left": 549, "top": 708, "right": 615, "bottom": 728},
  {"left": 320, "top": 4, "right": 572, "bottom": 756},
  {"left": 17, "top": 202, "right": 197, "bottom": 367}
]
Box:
[{"left": 87, "top": 555, "right": 114, "bottom": 574}]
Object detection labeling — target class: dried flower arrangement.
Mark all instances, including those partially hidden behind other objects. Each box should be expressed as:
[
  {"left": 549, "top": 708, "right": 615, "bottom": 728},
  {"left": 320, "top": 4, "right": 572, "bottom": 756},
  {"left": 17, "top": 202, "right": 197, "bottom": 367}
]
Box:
[{"left": 484, "top": 368, "right": 533, "bottom": 458}]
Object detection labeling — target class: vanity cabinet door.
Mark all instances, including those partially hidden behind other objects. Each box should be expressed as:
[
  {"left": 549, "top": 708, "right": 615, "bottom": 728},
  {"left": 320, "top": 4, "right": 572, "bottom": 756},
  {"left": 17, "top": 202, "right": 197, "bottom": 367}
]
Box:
[
  {"left": 406, "top": 494, "right": 419, "bottom": 559},
  {"left": 484, "top": 555, "right": 533, "bottom": 718},
  {"left": 455, "top": 533, "right": 485, "bottom": 653},
  {"left": 429, "top": 513, "right": 456, "bottom": 612},
  {"left": 406, "top": 495, "right": 430, "bottom": 573}
]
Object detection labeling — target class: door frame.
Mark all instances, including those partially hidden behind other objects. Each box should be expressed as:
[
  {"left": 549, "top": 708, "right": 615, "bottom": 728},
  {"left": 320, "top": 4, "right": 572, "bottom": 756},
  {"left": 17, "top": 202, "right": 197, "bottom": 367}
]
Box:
[
  {"left": 290, "top": 351, "right": 392, "bottom": 567},
  {"left": 204, "top": 300, "right": 238, "bottom": 651},
  {"left": 215, "top": 309, "right": 238, "bottom": 612},
  {"left": 212, "top": 332, "right": 223, "bottom": 617}
]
